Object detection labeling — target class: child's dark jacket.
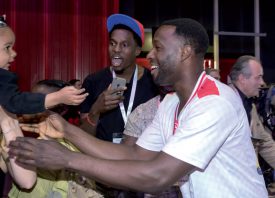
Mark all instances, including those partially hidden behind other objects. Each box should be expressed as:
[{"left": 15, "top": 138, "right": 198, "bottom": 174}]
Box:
[{"left": 0, "top": 68, "right": 45, "bottom": 114}]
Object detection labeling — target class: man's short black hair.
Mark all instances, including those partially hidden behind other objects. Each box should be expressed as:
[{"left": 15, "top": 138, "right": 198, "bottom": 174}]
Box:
[
  {"left": 109, "top": 24, "right": 142, "bottom": 47},
  {"left": 161, "top": 18, "right": 209, "bottom": 57}
]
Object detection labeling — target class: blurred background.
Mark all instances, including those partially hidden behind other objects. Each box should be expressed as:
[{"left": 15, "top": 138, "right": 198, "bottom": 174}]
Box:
[{"left": 0, "top": 0, "right": 274, "bottom": 90}]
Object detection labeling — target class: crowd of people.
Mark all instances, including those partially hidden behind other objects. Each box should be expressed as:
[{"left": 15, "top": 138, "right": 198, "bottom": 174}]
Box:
[{"left": 1, "top": 11, "right": 275, "bottom": 198}]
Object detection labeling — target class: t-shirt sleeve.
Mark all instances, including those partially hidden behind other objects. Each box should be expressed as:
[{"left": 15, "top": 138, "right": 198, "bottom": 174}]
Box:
[
  {"left": 124, "top": 96, "right": 159, "bottom": 138},
  {"left": 0, "top": 136, "right": 8, "bottom": 173},
  {"left": 163, "top": 96, "right": 238, "bottom": 170},
  {"left": 124, "top": 104, "right": 145, "bottom": 138},
  {"left": 136, "top": 107, "right": 165, "bottom": 152}
]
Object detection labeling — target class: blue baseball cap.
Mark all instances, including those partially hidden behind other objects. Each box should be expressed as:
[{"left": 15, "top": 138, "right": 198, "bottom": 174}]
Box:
[{"left": 107, "top": 14, "right": 144, "bottom": 46}]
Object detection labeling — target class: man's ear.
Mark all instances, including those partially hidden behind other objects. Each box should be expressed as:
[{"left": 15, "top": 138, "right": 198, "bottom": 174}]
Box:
[
  {"left": 181, "top": 45, "right": 192, "bottom": 62},
  {"left": 135, "top": 46, "right": 142, "bottom": 57},
  {"left": 238, "top": 74, "right": 245, "bottom": 83},
  {"left": 238, "top": 73, "right": 248, "bottom": 87}
]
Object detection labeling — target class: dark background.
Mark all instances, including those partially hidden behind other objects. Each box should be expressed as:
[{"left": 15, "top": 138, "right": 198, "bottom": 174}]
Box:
[{"left": 120, "top": 0, "right": 275, "bottom": 84}]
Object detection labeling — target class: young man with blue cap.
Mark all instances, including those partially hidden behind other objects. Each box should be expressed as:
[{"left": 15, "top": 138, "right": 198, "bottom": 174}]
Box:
[
  {"left": 80, "top": 14, "right": 157, "bottom": 140},
  {"left": 79, "top": 13, "right": 158, "bottom": 197}
]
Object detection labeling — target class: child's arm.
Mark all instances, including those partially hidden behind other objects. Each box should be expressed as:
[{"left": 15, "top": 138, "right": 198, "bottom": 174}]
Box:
[
  {"left": 0, "top": 69, "right": 87, "bottom": 114},
  {"left": 45, "top": 86, "right": 88, "bottom": 109},
  {"left": 0, "top": 69, "right": 46, "bottom": 114},
  {"left": 0, "top": 106, "right": 37, "bottom": 189}
]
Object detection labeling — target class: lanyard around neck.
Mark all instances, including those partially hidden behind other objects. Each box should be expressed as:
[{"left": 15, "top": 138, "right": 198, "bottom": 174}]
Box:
[
  {"left": 112, "top": 65, "right": 138, "bottom": 125},
  {"left": 173, "top": 72, "right": 207, "bottom": 134}
]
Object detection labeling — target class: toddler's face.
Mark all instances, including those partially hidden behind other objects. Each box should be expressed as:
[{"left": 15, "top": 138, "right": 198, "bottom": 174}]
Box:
[{"left": 0, "top": 27, "right": 16, "bottom": 70}]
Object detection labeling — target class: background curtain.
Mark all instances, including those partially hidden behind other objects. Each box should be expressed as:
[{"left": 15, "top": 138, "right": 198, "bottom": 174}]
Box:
[{"left": 0, "top": 0, "right": 119, "bottom": 91}]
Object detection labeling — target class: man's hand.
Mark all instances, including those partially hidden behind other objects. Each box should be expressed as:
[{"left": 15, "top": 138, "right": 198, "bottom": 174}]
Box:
[
  {"left": 90, "top": 85, "right": 126, "bottom": 115},
  {"left": 8, "top": 137, "right": 72, "bottom": 170},
  {"left": 20, "top": 113, "right": 67, "bottom": 139}
]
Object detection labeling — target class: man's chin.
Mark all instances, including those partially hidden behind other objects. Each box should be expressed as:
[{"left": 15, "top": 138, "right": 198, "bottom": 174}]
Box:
[
  {"left": 113, "top": 67, "right": 124, "bottom": 74},
  {"left": 114, "top": 69, "right": 124, "bottom": 74},
  {"left": 154, "top": 77, "right": 171, "bottom": 87}
]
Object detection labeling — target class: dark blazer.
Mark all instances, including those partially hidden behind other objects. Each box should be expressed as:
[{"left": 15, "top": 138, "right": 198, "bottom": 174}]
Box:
[{"left": 0, "top": 68, "right": 45, "bottom": 114}]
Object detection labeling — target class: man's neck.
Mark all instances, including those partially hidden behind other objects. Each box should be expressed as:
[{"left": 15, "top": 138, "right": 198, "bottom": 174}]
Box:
[
  {"left": 113, "top": 64, "right": 137, "bottom": 82},
  {"left": 175, "top": 69, "right": 203, "bottom": 112},
  {"left": 234, "top": 84, "right": 253, "bottom": 123},
  {"left": 234, "top": 85, "right": 250, "bottom": 101}
]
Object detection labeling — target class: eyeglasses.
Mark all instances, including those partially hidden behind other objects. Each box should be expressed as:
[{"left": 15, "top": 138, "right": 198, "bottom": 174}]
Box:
[{"left": 0, "top": 15, "right": 7, "bottom": 28}]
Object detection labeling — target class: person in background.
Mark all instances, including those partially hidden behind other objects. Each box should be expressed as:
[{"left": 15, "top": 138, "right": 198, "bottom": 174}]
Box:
[
  {"left": 80, "top": 13, "right": 158, "bottom": 140},
  {"left": 0, "top": 16, "right": 88, "bottom": 115},
  {"left": 272, "top": 92, "right": 275, "bottom": 107},
  {"left": 229, "top": 55, "right": 275, "bottom": 194},
  {"left": 79, "top": 13, "right": 158, "bottom": 198},
  {"left": 20, "top": 80, "right": 81, "bottom": 126},
  {"left": 205, "top": 67, "right": 221, "bottom": 81},
  {"left": 69, "top": 79, "right": 82, "bottom": 90},
  {"left": 8, "top": 18, "right": 267, "bottom": 198}
]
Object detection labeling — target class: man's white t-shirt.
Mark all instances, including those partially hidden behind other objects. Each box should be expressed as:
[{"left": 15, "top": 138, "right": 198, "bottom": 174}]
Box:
[{"left": 137, "top": 72, "right": 267, "bottom": 198}]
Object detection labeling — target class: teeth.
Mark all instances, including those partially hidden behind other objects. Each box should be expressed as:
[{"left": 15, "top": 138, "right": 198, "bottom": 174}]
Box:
[{"left": 151, "top": 65, "right": 159, "bottom": 70}]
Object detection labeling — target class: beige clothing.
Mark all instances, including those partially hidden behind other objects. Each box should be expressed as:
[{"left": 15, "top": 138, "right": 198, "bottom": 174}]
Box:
[
  {"left": 231, "top": 85, "right": 275, "bottom": 168},
  {"left": 0, "top": 136, "right": 103, "bottom": 198},
  {"left": 250, "top": 103, "right": 275, "bottom": 168},
  {"left": 0, "top": 134, "right": 8, "bottom": 173}
]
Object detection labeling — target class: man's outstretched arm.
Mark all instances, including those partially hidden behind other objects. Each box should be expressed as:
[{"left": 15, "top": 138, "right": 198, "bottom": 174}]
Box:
[
  {"left": 8, "top": 137, "right": 194, "bottom": 194},
  {"left": 20, "top": 113, "right": 157, "bottom": 161}
]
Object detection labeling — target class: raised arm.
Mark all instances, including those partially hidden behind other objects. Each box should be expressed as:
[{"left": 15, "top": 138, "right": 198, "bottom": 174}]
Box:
[
  {"left": 45, "top": 86, "right": 88, "bottom": 109},
  {"left": 0, "top": 106, "right": 36, "bottom": 189}
]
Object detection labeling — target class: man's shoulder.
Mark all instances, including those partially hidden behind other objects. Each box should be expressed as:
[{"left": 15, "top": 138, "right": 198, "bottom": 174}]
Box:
[
  {"left": 139, "top": 66, "right": 153, "bottom": 79},
  {"left": 83, "top": 67, "right": 111, "bottom": 82},
  {"left": 158, "top": 93, "right": 178, "bottom": 111},
  {"left": 136, "top": 95, "right": 160, "bottom": 112},
  {"left": 210, "top": 80, "right": 242, "bottom": 104}
]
